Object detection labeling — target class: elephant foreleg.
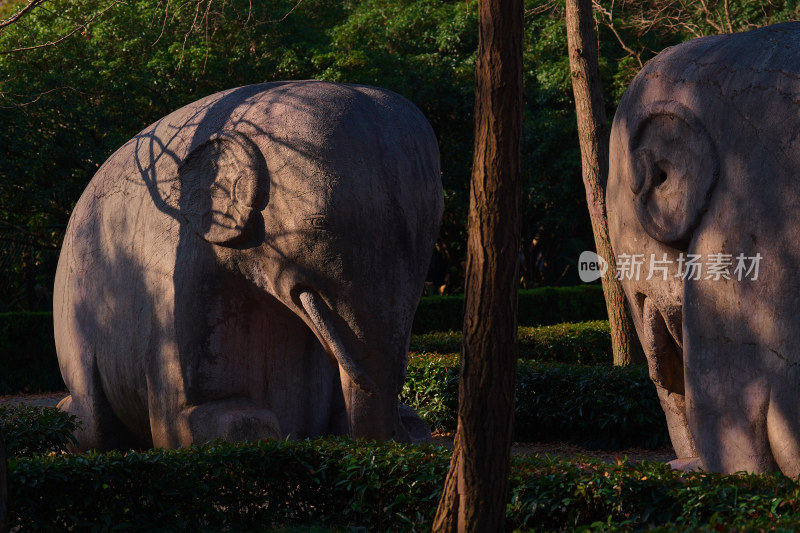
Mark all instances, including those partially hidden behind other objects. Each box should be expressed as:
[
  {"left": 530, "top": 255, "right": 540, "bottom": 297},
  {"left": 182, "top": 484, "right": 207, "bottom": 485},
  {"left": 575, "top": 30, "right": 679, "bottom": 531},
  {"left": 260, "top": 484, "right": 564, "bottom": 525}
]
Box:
[{"left": 149, "top": 398, "right": 282, "bottom": 447}]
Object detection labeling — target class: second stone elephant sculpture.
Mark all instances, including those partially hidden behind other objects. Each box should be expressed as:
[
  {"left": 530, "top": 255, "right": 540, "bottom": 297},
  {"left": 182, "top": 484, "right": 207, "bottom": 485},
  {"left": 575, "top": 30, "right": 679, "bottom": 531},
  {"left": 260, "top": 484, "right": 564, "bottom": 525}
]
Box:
[
  {"left": 54, "top": 81, "right": 443, "bottom": 451},
  {"left": 607, "top": 22, "right": 800, "bottom": 476}
]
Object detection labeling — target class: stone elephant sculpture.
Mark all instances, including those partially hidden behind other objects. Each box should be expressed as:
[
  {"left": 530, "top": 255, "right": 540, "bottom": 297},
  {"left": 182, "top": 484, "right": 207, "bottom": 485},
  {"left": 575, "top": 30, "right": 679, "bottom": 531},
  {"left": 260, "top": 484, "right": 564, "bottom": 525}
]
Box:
[
  {"left": 607, "top": 22, "right": 800, "bottom": 476},
  {"left": 54, "top": 80, "right": 443, "bottom": 451}
]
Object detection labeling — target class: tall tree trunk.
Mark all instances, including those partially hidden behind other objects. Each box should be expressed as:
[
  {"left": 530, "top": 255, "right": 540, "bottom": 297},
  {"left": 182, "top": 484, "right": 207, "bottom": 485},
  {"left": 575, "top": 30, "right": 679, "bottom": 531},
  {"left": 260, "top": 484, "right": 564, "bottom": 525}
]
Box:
[
  {"left": 565, "top": 0, "right": 645, "bottom": 367},
  {"left": 432, "top": 0, "right": 523, "bottom": 530}
]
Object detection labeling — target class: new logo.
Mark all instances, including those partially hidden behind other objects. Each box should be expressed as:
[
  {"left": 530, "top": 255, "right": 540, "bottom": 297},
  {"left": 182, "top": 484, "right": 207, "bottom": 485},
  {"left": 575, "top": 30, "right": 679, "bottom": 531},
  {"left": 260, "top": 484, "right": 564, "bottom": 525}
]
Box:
[{"left": 578, "top": 251, "right": 608, "bottom": 283}]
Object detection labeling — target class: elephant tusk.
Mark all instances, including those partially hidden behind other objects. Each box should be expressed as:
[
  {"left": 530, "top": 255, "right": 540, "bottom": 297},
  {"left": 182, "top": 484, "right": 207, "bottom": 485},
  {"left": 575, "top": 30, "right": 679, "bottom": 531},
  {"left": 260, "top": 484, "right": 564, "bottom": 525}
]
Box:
[{"left": 299, "top": 290, "right": 378, "bottom": 397}]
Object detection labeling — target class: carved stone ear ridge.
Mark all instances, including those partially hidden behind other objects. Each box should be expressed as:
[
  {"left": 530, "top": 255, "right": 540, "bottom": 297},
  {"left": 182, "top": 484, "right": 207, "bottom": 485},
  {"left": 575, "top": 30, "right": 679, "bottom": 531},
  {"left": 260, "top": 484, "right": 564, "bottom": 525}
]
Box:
[
  {"left": 629, "top": 100, "right": 720, "bottom": 246},
  {"left": 631, "top": 148, "right": 654, "bottom": 194},
  {"left": 179, "top": 130, "right": 266, "bottom": 246}
]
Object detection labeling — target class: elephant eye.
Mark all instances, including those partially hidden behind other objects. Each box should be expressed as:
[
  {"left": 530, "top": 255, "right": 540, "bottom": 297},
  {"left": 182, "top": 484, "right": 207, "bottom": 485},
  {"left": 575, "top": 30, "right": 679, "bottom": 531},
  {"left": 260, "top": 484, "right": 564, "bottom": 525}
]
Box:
[{"left": 306, "top": 215, "right": 330, "bottom": 231}]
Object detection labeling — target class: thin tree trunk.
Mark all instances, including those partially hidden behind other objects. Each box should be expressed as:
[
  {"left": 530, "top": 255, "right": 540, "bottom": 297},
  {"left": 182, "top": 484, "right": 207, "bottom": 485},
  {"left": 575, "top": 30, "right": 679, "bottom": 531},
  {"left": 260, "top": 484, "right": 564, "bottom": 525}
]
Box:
[
  {"left": 565, "top": 0, "right": 645, "bottom": 367},
  {"left": 432, "top": 0, "right": 523, "bottom": 530}
]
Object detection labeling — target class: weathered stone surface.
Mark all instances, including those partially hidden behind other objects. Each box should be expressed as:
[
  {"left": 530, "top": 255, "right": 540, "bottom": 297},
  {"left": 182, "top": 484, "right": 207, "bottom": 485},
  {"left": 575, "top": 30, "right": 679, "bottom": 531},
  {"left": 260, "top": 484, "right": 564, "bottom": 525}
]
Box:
[
  {"left": 54, "top": 81, "right": 443, "bottom": 451},
  {"left": 607, "top": 22, "right": 800, "bottom": 476}
]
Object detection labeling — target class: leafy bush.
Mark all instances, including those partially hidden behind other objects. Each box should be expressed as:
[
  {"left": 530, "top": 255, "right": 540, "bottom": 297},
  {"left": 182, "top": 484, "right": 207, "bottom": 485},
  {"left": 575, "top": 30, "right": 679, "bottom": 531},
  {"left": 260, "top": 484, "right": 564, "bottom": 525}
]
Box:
[
  {"left": 402, "top": 354, "right": 667, "bottom": 449},
  {"left": 9, "top": 439, "right": 800, "bottom": 531},
  {"left": 513, "top": 362, "right": 666, "bottom": 449},
  {"left": 412, "top": 285, "right": 606, "bottom": 333},
  {"left": 410, "top": 320, "right": 612, "bottom": 365},
  {"left": 0, "top": 312, "right": 63, "bottom": 394},
  {"left": 517, "top": 285, "right": 608, "bottom": 326},
  {"left": 0, "top": 405, "right": 78, "bottom": 456},
  {"left": 518, "top": 321, "right": 611, "bottom": 364},
  {"left": 8, "top": 439, "right": 446, "bottom": 532},
  {"left": 507, "top": 454, "right": 800, "bottom": 532},
  {"left": 401, "top": 353, "right": 460, "bottom": 431}
]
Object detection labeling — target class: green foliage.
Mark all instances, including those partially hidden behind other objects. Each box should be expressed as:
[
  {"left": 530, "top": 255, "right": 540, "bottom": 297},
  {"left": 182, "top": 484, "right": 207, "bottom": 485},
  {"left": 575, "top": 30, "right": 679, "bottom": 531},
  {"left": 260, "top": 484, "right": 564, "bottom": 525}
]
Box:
[
  {"left": 593, "top": 0, "right": 800, "bottom": 102},
  {"left": 411, "top": 294, "right": 464, "bottom": 333},
  {"left": 3, "top": 0, "right": 799, "bottom": 289},
  {"left": 507, "top": 454, "right": 800, "bottom": 531},
  {"left": 412, "top": 285, "right": 606, "bottom": 333},
  {"left": 9, "top": 438, "right": 800, "bottom": 531},
  {"left": 410, "top": 320, "right": 611, "bottom": 365},
  {"left": 401, "top": 352, "right": 460, "bottom": 431},
  {"left": 0, "top": 0, "right": 603, "bottom": 288},
  {"left": 513, "top": 362, "right": 666, "bottom": 449},
  {"left": 518, "top": 321, "right": 611, "bottom": 364},
  {"left": 402, "top": 353, "right": 667, "bottom": 449},
  {"left": 8, "top": 439, "right": 447, "bottom": 531},
  {"left": 0, "top": 405, "right": 78, "bottom": 456},
  {"left": 0, "top": 0, "right": 344, "bottom": 229},
  {"left": 0, "top": 312, "right": 62, "bottom": 394}
]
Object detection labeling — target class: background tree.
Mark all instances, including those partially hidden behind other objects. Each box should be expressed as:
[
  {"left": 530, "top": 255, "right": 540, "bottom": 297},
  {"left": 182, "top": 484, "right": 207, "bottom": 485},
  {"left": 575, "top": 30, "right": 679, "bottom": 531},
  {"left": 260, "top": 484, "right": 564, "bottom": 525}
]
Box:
[
  {"left": 566, "top": 0, "right": 644, "bottom": 366},
  {"left": 432, "top": 0, "right": 523, "bottom": 530},
  {"left": 0, "top": 0, "right": 601, "bottom": 306},
  {"left": 5, "top": 0, "right": 791, "bottom": 313}
]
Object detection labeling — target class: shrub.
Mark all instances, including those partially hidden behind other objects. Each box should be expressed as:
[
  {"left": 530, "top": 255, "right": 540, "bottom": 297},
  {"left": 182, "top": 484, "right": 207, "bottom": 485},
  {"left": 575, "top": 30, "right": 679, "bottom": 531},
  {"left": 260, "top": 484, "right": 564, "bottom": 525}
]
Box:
[
  {"left": 518, "top": 321, "right": 611, "bottom": 364},
  {"left": 401, "top": 353, "right": 460, "bottom": 431},
  {"left": 507, "top": 454, "right": 800, "bottom": 531},
  {"left": 409, "top": 320, "right": 612, "bottom": 365},
  {"left": 8, "top": 439, "right": 447, "bottom": 532},
  {"left": 411, "top": 294, "right": 464, "bottom": 333},
  {"left": 8, "top": 439, "right": 800, "bottom": 531},
  {"left": 412, "top": 285, "right": 606, "bottom": 333},
  {"left": 0, "top": 312, "right": 63, "bottom": 394},
  {"left": 402, "top": 354, "right": 667, "bottom": 449},
  {"left": 517, "top": 285, "right": 607, "bottom": 326},
  {"left": 0, "top": 405, "right": 78, "bottom": 456}
]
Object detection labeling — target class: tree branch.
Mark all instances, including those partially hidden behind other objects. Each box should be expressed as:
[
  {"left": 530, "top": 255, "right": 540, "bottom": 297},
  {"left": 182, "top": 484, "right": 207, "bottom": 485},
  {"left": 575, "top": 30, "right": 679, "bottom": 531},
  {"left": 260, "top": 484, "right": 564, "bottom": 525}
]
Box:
[
  {"left": 0, "top": 0, "right": 47, "bottom": 31},
  {"left": 0, "top": 1, "right": 123, "bottom": 55},
  {"left": 592, "top": 0, "right": 643, "bottom": 67}
]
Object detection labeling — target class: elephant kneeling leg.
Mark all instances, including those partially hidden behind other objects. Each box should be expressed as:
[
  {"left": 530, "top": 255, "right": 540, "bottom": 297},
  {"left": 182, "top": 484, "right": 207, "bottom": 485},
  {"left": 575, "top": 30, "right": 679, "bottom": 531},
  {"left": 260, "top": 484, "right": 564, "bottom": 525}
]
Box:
[
  {"left": 668, "top": 457, "right": 703, "bottom": 472},
  {"left": 179, "top": 400, "right": 282, "bottom": 445},
  {"left": 58, "top": 394, "right": 147, "bottom": 452}
]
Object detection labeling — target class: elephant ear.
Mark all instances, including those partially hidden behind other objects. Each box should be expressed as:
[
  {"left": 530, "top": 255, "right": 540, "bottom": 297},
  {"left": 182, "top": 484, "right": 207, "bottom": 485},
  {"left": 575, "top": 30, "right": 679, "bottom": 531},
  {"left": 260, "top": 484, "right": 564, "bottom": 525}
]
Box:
[
  {"left": 629, "top": 101, "right": 720, "bottom": 246},
  {"left": 179, "top": 130, "right": 266, "bottom": 246}
]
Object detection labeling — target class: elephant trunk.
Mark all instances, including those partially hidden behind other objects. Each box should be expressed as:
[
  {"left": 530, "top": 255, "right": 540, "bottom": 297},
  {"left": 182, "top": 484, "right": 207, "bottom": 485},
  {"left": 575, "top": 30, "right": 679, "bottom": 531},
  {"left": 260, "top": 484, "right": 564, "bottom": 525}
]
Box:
[
  {"left": 338, "top": 367, "right": 395, "bottom": 441},
  {"left": 299, "top": 290, "right": 410, "bottom": 440},
  {"left": 299, "top": 290, "right": 378, "bottom": 396}
]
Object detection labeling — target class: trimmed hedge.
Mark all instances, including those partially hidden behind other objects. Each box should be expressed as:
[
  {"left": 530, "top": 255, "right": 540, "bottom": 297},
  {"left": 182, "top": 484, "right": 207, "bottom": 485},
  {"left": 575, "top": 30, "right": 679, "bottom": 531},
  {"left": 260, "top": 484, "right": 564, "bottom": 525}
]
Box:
[
  {"left": 0, "top": 352, "right": 664, "bottom": 453},
  {"left": 409, "top": 320, "right": 612, "bottom": 365},
  {"left": 0, "top": 323, "right": 657, "bottom": 448},
  {"left": 412, "top": 285, "right": 606, "bottom": 333},
  {"left": 8, "top": 439, "right": 800, "bottom": 531},
  {"left": 0, "top": 312, "right": 62, "bottom": 393},
  {"left": 0, "top": 405, "right": 78, "bottom": 457},
  {"left": 401, "top": 353, "right": 668, "bottom": 449}
]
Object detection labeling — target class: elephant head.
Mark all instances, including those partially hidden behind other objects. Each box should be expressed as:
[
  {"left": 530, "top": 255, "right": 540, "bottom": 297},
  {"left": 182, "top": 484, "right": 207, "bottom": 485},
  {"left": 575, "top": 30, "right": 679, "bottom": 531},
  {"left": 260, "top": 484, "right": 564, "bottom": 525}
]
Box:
[
  {"left": 54, "top": 81, "right": 441, "bottom": 450},
  {"left": 607, "top": 22, "right": 800, "bottom": 476}
]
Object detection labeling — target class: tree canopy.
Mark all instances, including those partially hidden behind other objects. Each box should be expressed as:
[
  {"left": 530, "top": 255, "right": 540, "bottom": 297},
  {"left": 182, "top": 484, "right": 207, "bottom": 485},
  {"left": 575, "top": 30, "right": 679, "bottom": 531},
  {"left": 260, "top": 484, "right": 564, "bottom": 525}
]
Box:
[{"left": 1, "top": 0, "right": 797, "bottom": 297}]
